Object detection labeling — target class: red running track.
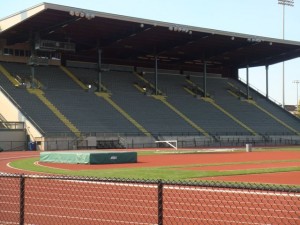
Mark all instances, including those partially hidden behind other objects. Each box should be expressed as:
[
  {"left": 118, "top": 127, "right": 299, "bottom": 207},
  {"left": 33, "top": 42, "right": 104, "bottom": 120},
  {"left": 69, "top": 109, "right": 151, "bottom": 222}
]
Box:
[
  {"left": 0, "top": 150, "right": 299, "bottom": 224},
  {"left": 0, "top": 176, "right": 299, "bottom": 225}
]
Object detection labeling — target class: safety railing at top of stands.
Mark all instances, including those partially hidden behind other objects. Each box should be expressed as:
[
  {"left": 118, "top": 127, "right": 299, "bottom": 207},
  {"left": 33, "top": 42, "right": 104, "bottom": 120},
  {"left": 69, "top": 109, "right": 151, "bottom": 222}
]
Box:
[
  {"left": 238, "top": 77, "right": 282, "bottom": 106},
  {"left": 0, "top": 85, "right": 45, "bottom": 135}
]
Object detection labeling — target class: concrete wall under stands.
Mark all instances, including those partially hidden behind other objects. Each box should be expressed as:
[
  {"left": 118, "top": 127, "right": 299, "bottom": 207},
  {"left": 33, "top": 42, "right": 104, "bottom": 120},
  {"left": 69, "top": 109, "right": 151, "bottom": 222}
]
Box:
[{"left": 0, "top": 130, "right": 26, "bottom": 150}]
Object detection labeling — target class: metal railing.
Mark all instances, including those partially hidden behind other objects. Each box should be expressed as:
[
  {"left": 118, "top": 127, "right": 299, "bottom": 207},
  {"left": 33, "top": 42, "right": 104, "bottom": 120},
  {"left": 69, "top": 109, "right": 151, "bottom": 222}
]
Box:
[
  {"left": 1, "top": 135, "right": 300, "bottom": 151},
  {"left": 238, "top": 77, "right": 282, "bottom": 106},
  {"left": 0, "top": 173, "right": 299, "bottom": 225},
  {"left": 0, "top": 121, "right": 25, "bottom": 130}
]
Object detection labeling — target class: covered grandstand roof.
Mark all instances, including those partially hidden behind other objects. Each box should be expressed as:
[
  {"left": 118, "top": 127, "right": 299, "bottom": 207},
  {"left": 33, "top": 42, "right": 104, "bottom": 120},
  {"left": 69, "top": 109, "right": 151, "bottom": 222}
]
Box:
[{"left": 1, "top": 2, "right": 300, "bottom": 72}]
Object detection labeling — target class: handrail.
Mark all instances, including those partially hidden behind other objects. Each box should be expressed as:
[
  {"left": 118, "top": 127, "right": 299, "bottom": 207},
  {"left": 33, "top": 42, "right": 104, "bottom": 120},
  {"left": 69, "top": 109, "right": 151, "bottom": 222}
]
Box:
[
  {"left": 43, "top": 131, "right": 298, "bottom": 138},
  {"left": 0, "top": 85, "right": 45, "bottom": 135},
  {"left": 238, "top": 77, "right": 282, "bottom": 106}
]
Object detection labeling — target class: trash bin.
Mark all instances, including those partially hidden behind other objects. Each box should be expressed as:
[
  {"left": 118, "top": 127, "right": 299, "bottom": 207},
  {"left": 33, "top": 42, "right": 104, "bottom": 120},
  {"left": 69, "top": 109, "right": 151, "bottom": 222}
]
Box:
[
  {"left": 246, "top": 143, "right": 252, "bottom": 152},
  {"left": 28, "top": 142, "right": 36, "bottom": 151}
]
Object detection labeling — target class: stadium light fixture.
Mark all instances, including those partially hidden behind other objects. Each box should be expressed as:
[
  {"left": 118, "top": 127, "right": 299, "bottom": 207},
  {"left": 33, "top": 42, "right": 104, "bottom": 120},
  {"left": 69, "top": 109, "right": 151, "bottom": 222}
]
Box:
[
  {"left": 168, "top": 25, "right": 192, "bottom": 34},
  {"left": 293, "top": 80, "right": 300, "bottom": 108},
  {"left": 70, "top": 10, "right": 95, "bottom": 20},
  {"left": 278, "top": 0, "right": 294, "bottom": 108}
]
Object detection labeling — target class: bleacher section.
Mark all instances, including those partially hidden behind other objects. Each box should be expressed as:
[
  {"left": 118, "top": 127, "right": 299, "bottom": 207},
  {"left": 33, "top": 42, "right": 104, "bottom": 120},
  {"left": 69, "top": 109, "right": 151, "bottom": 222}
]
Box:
[
  {"left": 232, "top": 79, "right": 300, "bottom": 133},
  {"left": 0, "top": 62, "right": 71, "bottom": 134},
  {"left": 105, "top": 71, "right": 201, "bottom": 135},
  {"left": 69, "top": 68, "right": 201, "bottom": 135},
  {"left": 1, "top": 61, "right": 300, "bottom": 149},
  {"left": 189, "top": 75, "right": 300, "bottom": 136},
  {"left": 141, "top": 72, "right": 254, "bottom": 136},
  {"left": 45, "top": 89, "right": 141, "bottom": 134}
]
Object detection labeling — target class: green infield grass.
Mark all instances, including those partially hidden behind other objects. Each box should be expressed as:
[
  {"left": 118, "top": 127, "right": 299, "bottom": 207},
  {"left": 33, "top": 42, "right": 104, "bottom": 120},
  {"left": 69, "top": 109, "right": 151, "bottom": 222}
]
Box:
[{"left": 9, "top": 156, "right": 300, "bottom": 181}]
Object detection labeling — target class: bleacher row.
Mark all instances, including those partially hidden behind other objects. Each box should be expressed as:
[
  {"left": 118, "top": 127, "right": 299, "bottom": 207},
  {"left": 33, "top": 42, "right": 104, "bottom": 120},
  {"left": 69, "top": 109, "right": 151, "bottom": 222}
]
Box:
[{"left": 1, "top": 61, "right": 300, "bottom": 148}]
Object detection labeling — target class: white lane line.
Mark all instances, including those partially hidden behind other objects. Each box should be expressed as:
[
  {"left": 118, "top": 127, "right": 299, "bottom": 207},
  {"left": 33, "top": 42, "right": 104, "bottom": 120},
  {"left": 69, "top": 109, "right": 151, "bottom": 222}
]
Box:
[
  {"left": 34, "top": 161, "right": 71, "bottom": 171},
  {"left": 59, "top": 179, "right": 300, "bottom": 197}
]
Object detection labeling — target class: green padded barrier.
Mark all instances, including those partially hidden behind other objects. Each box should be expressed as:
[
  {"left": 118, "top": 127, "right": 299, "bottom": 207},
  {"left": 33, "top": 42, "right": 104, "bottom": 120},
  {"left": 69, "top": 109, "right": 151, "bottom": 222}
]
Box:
[{"left": 40, "top": 151, "right": 137, "bottom": 164}]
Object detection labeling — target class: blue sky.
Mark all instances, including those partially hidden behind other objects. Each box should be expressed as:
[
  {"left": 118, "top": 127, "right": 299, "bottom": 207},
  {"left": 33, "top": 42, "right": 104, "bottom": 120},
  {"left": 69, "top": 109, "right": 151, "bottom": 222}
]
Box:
[{"left": 1, "top": 0, "right": 299, "bottom": 105}]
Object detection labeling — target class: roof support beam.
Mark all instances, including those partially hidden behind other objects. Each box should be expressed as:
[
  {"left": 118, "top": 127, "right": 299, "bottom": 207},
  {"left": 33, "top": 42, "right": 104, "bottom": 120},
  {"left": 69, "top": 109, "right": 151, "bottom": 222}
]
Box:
[
  {"left": 154, "top": 55, "right": 158, "bottom": 95},
  {"left": 97, "top": 47, "right": 102, "bottom": 92},
  {"left": 266, "top": 65, "right": 269, "bottom": 99},
  {"left": 239, "top": 47, "right": 300, "bottom": 67},
  {"left": 246, "top": 65, "right": 250, "bottom": 99},
  {"left": 203, "top": 61, "right": 207, "bottom": 98},
  {"left": 101, "top": 25, "right": 153, "bottom": 48}
]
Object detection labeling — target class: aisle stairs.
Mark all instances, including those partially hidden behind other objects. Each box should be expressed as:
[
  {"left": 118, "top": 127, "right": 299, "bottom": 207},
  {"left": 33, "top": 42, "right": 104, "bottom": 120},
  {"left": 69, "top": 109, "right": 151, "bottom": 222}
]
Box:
[
  {"left": 63, "top": 69, "right": 151, "bottom": 136},
  {"left": 134, "top": 75, "right": 209, "bottom": 137},
  {"left": 27, "top": 88, "right": 81, "bottom": 137}
]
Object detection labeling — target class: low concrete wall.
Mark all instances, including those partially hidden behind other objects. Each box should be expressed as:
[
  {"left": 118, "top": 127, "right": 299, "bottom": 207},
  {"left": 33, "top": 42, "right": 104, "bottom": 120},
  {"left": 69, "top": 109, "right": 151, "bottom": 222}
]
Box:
[{"left": 0, "top": 130, "right": 27, "bottom": 150}]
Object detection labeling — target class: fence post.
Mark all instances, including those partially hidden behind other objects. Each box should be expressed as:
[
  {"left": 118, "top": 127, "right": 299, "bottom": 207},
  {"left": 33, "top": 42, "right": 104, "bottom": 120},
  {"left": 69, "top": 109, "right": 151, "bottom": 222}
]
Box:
[
  {"left": 157, "top": 179, "right": 163, "bottom": 225},
  {"left": 19, "top": 174, "right": 25, "bottom": 225}
]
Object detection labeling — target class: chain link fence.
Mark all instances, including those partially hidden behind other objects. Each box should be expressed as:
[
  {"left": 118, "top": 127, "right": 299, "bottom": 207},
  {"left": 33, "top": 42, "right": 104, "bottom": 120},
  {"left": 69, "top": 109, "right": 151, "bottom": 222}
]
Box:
[{"left": 0, "top": 173, "right": 299, "bottom": 225}]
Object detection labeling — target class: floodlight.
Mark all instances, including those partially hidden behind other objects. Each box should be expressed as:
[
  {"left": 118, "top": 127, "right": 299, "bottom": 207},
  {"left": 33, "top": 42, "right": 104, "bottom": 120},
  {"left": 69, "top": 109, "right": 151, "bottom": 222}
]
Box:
[
  {"left": 293, "top": 80, "right": 300, "bottom": 108},
  {"left": 278, "top": 0, "right": 294, "bottom": 108},
  {"left": 278, "top": 0, "right": 294, "bottom": 6}
]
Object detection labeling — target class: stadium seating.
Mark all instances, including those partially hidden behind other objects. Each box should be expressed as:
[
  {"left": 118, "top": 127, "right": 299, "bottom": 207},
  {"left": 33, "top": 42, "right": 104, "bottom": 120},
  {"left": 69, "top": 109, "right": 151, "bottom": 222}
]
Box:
[
  {"left": 189, "top": 75, "right": 299, "bottom": 135},
  {"left": 0, "top": 62, "right": 71, "bottom": 134},
  {"left": 142, "top": 72, "right": 253, "bottom": 135},
  {"left": 1, "top": 61, "right": 300, "bottom": 148}
]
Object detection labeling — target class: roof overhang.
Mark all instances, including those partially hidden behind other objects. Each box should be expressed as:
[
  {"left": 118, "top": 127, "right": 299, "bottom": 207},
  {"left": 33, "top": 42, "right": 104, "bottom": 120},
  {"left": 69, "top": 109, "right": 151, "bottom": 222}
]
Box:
[{"left": 1, "top": 2, "right": 300, "bottom": 72}]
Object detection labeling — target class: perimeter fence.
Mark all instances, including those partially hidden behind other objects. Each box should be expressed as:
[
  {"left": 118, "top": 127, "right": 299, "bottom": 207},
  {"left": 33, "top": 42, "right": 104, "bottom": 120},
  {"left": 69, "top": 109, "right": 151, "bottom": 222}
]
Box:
[{"left": 0, "top": 173, "right": 299, "bottom": 225}]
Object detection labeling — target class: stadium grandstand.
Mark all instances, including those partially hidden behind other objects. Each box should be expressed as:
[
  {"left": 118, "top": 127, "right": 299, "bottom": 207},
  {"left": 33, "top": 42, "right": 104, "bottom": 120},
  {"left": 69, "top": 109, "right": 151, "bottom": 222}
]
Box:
[{"left": 0, "top": 2, "right": 300, "bottom": 150}]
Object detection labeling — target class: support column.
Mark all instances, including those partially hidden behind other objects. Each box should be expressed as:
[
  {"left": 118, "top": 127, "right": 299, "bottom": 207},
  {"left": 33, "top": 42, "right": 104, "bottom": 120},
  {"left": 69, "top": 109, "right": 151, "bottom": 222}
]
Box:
[
  {"left": 246, "top": 65, "right": 250, "bottom": 99},
  {"left": 30, "top": 41, "right": 36, "bottom": 88},
  {"left": 30, "top": 66, "right": 35, "bottom": 88},
  {"left": 282, "top": 61, "right": 285, "bottom": 108},
  {"left": 19, "top": 175, "right": 25, "bottom": 225},
  {"left": 97, "top": 48, "right": 102, "bottom": 92},
  {"left": 266, "top": 65, "right": 269, "bottom": 99},
  {"left": 203, "top": 61, "right": 207, "bottom": 98},
  {"left": 155, "top": 56, "right": 158, "bottom": 95}
]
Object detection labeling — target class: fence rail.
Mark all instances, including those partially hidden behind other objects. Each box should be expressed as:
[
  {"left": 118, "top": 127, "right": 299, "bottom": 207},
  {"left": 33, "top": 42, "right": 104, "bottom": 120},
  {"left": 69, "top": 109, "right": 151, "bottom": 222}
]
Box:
[{"left": 0, "top": 173, "right": 299, "bottom": 225}]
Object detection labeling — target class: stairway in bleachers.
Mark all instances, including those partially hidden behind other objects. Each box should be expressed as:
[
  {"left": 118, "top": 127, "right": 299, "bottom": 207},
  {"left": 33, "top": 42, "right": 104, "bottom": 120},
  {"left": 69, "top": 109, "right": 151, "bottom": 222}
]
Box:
[
  {"left": 184, "top": 79, "right": 257, "bottom": 135},
  {"left": 0, "top": 62, "right": 72, "bottom": 134},
  {"left": 231, "top": 79, "right": 300, "bottom": 134},
  {"left": 191, "top": 75, "right": 300, "bottom": 135},
  {"left": 102, "top": 71, "right": 204, "bottom": 136},
  {"left": 1, "top": 61, "right": 299, "bottom": 140},
  {"left": 27, "top": 88, "right": 81, "bottom": 137},
  {"left": 143, "top": 72, "right": 254, "bottom": 136},
  {"left": 64, "top": 67, "right": 150, "bottom": 136}
]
